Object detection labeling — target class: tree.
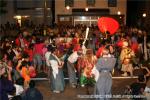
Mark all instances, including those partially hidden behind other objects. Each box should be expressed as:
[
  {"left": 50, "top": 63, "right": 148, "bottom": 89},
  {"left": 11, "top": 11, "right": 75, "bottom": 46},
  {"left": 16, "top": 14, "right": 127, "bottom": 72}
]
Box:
[{"left": 0, "top": 0, "right": 7, "bottom": 15}]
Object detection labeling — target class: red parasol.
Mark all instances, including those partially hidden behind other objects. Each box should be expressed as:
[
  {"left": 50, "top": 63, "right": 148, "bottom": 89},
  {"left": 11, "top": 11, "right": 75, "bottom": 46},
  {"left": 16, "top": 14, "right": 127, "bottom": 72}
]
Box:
[{"left": 98, "top": 17, "right": 119, "bottom": 35}]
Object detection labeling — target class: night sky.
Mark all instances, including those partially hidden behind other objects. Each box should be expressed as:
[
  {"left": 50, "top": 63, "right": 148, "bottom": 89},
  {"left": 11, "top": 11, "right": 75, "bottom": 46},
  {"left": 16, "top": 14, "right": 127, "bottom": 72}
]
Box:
[{"left": 127, "top": 0, "right": 146, "bottom": 27}]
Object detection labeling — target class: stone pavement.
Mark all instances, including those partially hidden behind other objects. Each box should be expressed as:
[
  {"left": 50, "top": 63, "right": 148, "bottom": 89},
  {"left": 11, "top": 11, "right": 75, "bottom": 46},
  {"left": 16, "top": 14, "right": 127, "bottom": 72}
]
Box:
[{"left": 35, "top": 78, "right": 137, "bottom": 100}]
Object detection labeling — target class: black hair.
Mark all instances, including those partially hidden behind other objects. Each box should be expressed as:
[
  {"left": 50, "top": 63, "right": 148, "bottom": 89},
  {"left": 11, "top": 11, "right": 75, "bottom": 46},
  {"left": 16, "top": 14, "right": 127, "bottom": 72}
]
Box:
[
  {"left": 28, "top": 44, "right": 33, "bottom": 49},
  {"left": 29, "top": 80, "right": 35, "bottom": 88},
  {"left": 22, "top": 53, "right": 29, "bottom": 59},
  {"left": 138, "top": 75, "right": 145, "bottom": 82},
  {"left": 105, "top": 31, "right": 110, "bottom": 35},
  {"left": 12, "top": 95, "right": 22, "bottom": 100},
  {"left": 47, "top": 45, "right": 55, "bottom": 53},
  {"left": 105, "top": 45, "right": 110, "bottom": 50},
  {"left": 19, "top": 61, "right": 28, "bottom": 70},
  {"left": 47, "top": 45, "right": 54, "bottom": 52},
  {"left": 21, "top": 61, "right": 28, "bottom": 66},
  {"left": 105, "top": 45, "right": 113, "bottom": 53},
  {"left": 16, "top": 77, "right": 24, "bottom": 86}
]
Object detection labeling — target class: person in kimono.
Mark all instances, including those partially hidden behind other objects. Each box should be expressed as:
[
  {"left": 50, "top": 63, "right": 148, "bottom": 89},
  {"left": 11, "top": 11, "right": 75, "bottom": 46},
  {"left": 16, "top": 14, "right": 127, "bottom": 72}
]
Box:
[
  {"left": 79, "top": 49, "right": 97, "bottom": 87},
  {"left": 49, "top": 48, "right": 65, "bottom": 93},
  {"left": 120, "top": 41, "right": 135, "bottom": 76},
  {"left": 95, "top": 46, "right": 116, "bottom": 100}
]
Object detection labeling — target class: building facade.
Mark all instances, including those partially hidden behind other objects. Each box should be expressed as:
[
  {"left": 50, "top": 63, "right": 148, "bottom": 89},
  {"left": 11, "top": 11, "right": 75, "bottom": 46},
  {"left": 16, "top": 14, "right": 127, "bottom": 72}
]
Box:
[
  {"left": 0, "top": 0, "right": 54, "bottom": 26},
  {"left": 1, "top": 0, "right": 127, "bottom": 27},
  {"left": 55, "top": 0, "right": 127, "bottom": 26},
  {"left": 0, "top": 0, "right": 14, "bottom": 25}
]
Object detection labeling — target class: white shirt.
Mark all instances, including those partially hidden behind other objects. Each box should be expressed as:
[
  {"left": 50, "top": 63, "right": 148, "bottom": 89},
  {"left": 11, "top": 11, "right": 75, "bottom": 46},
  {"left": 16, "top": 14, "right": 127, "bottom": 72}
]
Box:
[
  {"left": 49, "top": 54, "right": 61, "bottom": 79},
  {"left": 145, "top": 87, "right": 150, "bottom": 93},
  {"left": 91, "top": 66, "right": 99, "bottom": 82},
  {"left": 14, "top": 84, "right": 24, "bottom": 95},
  {"left": 19, "top": 38, "right": 25, "bottom": 48},
  {"left": 68, "top": 51, "right": 79, "bottom": 63},
  {"left": 50, "top": 60, "right": 59, "bottom": 79},
  {"left": 45, "top": 51, "right": 51, "bottom": 66}
]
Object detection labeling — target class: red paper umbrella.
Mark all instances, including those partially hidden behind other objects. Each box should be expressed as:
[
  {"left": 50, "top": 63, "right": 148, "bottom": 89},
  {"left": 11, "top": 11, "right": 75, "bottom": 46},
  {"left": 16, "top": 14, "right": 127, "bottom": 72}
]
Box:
[{"left": 98, "top": 17, "right": 119, "bottom": 35}]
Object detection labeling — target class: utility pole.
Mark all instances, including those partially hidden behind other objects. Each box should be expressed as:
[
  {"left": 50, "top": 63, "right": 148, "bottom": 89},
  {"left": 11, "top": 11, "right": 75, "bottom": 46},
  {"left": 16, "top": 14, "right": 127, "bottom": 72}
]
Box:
[
  {"left": 44, "top": 0, "right": 47, "bottom": 26},
  {"left": 43, "top": 0, "right": 47, "bottom": 35},
  {"left": 51, "top": 0, "right": 55, "bottom": 27}
]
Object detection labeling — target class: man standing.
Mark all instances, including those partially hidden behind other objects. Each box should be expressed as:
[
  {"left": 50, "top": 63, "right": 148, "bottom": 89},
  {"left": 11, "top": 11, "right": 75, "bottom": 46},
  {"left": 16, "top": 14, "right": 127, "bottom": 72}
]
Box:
[
  {"left": 67, "top": 44, "right": 81, "bottom": 88},
  {"left": 95, "top": 46, "right": 116, "bottom": 100}
]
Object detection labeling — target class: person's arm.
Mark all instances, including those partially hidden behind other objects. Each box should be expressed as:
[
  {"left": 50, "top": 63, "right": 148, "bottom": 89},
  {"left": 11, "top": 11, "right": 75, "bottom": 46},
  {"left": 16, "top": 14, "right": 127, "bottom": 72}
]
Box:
[
  {"left": 16, "top": 60, "right": 22, "bottom": 72},
  {"left": 7, "top": 67, "right": 12, "bottom": 81},
  {"left": 95, "top": 58, "right": 102, "bottom": 71},
  {"left": 140, "top": 87, "right": 145, "bottom": 94},
  {"left": 141, "top": 66, "right": 150, "bottom": 77}
]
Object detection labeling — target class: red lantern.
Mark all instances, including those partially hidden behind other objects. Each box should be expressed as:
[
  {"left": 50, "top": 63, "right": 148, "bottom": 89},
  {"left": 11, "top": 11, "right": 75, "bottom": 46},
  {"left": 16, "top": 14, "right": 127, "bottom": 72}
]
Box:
[{"left": 98, "top": 17, "right": 119, "bottom": 35}]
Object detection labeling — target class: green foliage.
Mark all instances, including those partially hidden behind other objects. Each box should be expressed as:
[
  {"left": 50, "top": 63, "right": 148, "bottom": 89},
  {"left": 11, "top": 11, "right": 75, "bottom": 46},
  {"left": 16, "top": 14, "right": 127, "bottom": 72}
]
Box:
[{"left": 80, "top": 75, "right": 96, "bottom": 86}]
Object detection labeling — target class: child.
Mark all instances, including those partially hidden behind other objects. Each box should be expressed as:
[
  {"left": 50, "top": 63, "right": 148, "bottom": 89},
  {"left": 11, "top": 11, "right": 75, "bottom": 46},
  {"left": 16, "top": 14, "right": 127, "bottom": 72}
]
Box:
[{"left": 16, "top": 60, "right": 30, "bottom": 89}]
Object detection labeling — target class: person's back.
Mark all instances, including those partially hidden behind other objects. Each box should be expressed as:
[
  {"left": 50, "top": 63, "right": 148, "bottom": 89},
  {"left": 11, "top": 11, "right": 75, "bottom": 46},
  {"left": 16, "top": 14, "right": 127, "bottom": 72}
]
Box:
[
  {"left": 130, "top": 82, "right": 146, "bottom": 95},
  {"left": 34, "top": 43, "right": 44, "bottom": 56},
  {"left": 22, "top": 80, "right": 43, "bottom": 100},
  {"left": 25, "top": 88, "right": 43, "bottom": 100},
  {"left": 130, "top": 75, "right": 146, "bottom": 100}
]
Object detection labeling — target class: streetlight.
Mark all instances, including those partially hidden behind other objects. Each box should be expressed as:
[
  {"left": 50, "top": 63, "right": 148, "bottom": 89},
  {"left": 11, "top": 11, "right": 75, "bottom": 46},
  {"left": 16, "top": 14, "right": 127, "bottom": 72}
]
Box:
[
  {"left": 117, "top": 11, "right": 121, "bottom": 15},
  {"left": 85, "top": 7, "right": 88, "bottom": 11},
  {"left": 66, "top": 5, "right": 70, "bottom": 10},
  {"left": 143, "top": 13, "right": 146, "bottom": 18}
]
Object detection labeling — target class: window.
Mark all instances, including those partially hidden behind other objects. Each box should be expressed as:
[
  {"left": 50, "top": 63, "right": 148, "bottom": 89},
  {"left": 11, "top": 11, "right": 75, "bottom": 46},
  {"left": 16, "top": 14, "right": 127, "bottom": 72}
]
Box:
[
  {"left": 87, "top": 0, "right": 95, "bottom": 6},
  {"left": 65, "top": 0, "right": 74, "bottom": 7},
  {"left": 74, "top": 16, "right": 98, "bottom": 26},
  {"left": 60, "top": 17, "right": 70, "bottom": 21},
  {"left": 108, "top": 0, "right": 117, "bottom": 7}
]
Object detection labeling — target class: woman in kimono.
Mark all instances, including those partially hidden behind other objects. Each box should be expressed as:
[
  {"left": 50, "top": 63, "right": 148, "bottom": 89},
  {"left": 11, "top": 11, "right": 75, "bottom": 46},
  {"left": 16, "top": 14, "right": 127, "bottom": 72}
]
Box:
[
  {"left": 49, "top": 48, "right": 65, "bottom": 93},
  {"left": 95, "top": 46, "right": 116, "bottom": 100}
]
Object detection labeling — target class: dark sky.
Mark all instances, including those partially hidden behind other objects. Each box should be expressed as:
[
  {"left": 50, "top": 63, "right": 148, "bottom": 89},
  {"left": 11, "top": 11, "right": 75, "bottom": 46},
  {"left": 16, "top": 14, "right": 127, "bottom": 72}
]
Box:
[{"left": 127, "top": 0, "right": 146, "bottom": 27}]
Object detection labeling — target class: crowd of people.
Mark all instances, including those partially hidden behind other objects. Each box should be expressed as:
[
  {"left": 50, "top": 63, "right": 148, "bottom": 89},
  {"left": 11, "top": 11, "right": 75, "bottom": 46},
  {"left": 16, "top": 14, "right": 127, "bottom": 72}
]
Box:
[{"left": 0, "top": 22, "right": 150, "bottom": 100}]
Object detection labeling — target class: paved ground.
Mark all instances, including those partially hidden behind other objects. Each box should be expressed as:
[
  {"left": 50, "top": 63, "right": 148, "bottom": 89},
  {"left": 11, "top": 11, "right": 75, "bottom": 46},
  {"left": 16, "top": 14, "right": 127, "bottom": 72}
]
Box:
[{"left": 35, "top": 78, "right": 137, "bottom": 100}]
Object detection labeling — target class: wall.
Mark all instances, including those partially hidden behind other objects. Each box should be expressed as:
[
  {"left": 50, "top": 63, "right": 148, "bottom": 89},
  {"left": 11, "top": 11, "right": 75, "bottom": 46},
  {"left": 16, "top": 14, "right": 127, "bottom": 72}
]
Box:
[
  {"left": 55, "top": 0, "right": 127, "bottom": 24},
  {"left": 0, "top": 0, "right": 52, "bottom": 25},
  {"left": 0, "top": 0, "right": 15, "bottom": 25}
]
